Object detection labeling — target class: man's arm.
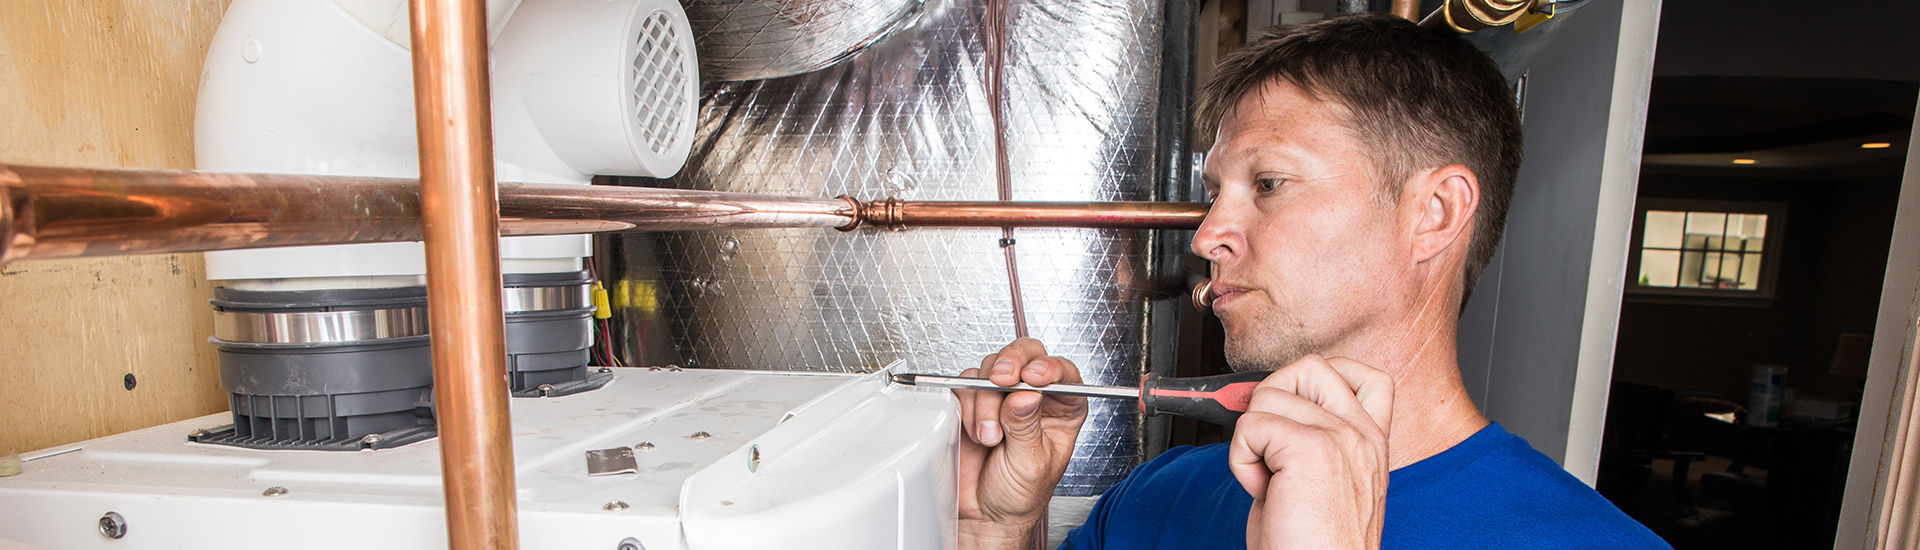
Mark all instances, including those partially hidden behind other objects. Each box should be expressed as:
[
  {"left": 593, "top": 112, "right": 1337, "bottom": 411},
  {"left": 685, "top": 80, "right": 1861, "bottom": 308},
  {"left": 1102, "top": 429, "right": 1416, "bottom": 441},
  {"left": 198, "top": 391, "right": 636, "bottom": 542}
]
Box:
[{"left": 955, "top": 338, "right": 1088, "bottom": 549}]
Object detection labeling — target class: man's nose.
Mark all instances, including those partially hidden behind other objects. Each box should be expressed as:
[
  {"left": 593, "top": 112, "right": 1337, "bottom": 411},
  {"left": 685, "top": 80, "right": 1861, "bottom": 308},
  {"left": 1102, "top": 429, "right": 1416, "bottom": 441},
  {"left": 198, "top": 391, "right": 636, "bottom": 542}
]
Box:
[{"left": 1189, "top": 204, "right": 1240, "bottom": 263}]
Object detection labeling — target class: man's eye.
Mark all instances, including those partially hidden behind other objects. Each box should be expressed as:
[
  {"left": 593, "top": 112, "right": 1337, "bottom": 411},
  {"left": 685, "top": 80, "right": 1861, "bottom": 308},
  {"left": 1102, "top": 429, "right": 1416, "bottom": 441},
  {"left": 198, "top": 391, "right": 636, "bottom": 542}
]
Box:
[{"left": 1255, "top": 177, "right": 1284, "bottom": 192}]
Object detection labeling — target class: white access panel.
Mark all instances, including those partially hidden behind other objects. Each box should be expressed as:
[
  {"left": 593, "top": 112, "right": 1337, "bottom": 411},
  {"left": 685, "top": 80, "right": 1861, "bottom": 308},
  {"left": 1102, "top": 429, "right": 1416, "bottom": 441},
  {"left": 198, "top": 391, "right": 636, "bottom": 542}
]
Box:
[{"left": 0, "top": 368, "right": 958, "bottom": 549}]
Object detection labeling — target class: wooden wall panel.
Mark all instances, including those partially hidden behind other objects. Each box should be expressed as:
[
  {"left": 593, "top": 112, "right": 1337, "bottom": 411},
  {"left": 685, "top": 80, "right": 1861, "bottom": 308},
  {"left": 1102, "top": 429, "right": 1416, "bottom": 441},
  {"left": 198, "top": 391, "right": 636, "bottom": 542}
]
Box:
[{"left": 0, "top": 1, "right": 230, "bottom": 456}]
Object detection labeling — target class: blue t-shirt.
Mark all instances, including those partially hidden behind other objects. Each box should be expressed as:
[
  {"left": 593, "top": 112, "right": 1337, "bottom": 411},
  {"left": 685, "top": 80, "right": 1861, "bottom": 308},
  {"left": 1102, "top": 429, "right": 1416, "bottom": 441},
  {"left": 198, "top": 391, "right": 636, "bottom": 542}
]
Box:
[{"left": 1061, "top": 423, "right": 1668, "bottom": 549}]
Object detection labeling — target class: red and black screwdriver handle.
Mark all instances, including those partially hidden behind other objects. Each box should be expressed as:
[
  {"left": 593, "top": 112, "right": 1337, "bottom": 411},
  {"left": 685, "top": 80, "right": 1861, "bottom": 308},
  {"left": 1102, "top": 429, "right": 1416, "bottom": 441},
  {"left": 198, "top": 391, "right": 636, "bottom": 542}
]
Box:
[{"left": 1138, "top": 370, "right": 1270, "bottom": 427}]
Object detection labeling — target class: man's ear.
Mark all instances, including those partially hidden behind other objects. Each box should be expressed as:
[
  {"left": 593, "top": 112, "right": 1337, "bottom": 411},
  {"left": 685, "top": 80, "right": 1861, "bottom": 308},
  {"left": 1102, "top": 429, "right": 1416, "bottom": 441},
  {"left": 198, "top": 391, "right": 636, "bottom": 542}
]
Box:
[{"left": 1410, "top": 164, "right": 1479, "bottom": 264}]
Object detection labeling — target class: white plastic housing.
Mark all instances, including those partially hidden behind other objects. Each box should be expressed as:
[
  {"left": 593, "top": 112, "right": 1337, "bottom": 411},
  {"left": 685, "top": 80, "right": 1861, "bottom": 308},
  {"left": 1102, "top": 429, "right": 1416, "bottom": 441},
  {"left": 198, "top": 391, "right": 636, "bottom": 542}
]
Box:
[
  {"left": 196, "top": 0, "right": 699, "bottom": 280},
  {"left": 0, "top": 368, "right": 959, "bottom": 549},
  {"left": 491, "top": 0, "right": 700, "bottom": 182}
]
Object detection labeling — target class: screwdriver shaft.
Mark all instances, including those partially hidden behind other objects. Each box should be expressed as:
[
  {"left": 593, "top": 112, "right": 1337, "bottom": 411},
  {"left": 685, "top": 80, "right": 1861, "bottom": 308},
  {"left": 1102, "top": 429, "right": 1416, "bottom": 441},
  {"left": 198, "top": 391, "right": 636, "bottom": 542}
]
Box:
[{"left": 891, "top": 373, "right": 1140, "bottom": 400}]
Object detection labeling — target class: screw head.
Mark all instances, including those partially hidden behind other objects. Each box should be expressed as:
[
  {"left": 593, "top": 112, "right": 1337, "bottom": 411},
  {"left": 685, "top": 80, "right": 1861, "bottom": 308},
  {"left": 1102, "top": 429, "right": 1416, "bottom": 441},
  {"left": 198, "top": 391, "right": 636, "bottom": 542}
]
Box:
[
  {"left": 686, "top": 431, "right": 711, "bottom": 440},
  {"left": 633, "top": 442, "right": 655, "bottom": 451},
  {"left": 538, "top": 384, "right": 555, "bottom": 396},
  {"left": 603, "top": 500, "right": 629, "bottom": 511},
  {"left": 262, "top": 486, "right": 289, "bottom": 497},
  {"left": 747, "top": 445, "right": 761, "bottom": 473},
  {"left": 97, "top": 512, "right": 127, "bottom": 539},
  {"left": 598, "top": 367, "right": 613, "bottom": 374},
  {"left": 122, "top": 373, "right": 137, "bottom": 391},
  {"left": 618, "top": 537, "right": 645, "bottom": 550},
  {"left": 359, "top": 433, "right": 384, "bottom": 448}
]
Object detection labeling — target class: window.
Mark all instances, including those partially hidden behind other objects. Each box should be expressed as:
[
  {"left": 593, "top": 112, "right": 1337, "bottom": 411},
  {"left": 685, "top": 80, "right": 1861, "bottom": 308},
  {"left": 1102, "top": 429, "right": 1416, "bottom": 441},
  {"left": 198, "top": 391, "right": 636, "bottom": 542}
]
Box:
[{"left": 1627, "top": 199, "right": 1786, "bottom": 300}]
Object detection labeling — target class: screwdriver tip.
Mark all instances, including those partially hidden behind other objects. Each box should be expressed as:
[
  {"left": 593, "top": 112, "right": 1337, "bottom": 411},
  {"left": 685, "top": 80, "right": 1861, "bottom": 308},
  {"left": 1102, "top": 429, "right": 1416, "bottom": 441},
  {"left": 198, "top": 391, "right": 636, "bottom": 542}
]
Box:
[{"left": 890, "top": 373, "right": 915, "bottom": 386}]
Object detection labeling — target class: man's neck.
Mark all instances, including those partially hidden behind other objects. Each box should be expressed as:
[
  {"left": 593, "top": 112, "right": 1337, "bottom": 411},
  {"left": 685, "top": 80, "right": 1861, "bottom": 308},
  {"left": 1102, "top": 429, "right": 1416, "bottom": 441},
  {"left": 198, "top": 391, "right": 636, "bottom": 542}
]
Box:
[
  {"left": 1381, "top": 352, "right": 1486, "bottom": 470},
  {"left": 1334, "top": 309, "right": 1488, "bottom": 470}
]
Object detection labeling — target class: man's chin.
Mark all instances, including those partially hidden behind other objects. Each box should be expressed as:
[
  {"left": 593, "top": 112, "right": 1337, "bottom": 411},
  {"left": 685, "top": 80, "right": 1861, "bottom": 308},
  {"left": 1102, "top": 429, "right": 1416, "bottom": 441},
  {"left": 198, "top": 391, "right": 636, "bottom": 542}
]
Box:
[{"left": 1223, "top": 341, "right": 1309, "bottom": 373}]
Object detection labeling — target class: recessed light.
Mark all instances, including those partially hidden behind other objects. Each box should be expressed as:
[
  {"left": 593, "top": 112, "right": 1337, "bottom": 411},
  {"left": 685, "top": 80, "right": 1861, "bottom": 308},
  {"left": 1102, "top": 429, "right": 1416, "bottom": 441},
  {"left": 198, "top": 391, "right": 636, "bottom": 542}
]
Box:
[
  {"left": 1861, "top": 142, "right": 1893, "bottom": 149},
  {"left": 1732, "top": 158, "right": 1757, "bottom": 165}
]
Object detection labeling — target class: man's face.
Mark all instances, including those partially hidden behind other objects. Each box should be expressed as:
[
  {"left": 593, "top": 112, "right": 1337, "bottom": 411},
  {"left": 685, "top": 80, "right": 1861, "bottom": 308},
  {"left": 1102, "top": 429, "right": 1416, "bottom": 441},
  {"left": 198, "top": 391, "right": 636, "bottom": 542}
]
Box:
[{"left": 1195, "top": 81, "right": 1415, "bottom": 371}]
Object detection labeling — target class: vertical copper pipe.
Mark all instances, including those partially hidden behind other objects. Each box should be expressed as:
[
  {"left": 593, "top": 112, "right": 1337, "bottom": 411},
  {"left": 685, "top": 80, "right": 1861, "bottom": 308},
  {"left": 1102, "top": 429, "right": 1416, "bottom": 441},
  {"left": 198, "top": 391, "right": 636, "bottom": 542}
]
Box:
[
  {"left": 983, "top": 0, "right": 1029, "bottom": 340},
  {"left": 407, "top": 0, "right": 518, "bottom": 548},
  {"left": 1391, "top": 0, "right": 1420, "bottom": 20}
]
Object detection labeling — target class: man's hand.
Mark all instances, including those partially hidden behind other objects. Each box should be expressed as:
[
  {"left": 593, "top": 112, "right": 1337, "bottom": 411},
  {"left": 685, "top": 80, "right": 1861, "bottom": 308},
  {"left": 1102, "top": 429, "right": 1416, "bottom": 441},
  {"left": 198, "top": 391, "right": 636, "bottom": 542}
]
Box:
[
  {"left": 955, "top": 338, "right": 1089, "bottom": 550},
  {"left": 1231, "top": 355, "right": 1395, "bottom": 550}
]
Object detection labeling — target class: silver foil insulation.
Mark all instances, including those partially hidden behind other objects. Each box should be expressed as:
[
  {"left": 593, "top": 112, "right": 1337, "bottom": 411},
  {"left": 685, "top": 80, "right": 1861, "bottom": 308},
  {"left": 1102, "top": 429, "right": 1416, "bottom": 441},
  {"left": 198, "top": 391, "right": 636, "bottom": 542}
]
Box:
[
  {"left": 684, "top": 0, "right": 930, "bottom": 81},
  {"left": 611, "top": 0, "right": 1191, "bottom": 496}
]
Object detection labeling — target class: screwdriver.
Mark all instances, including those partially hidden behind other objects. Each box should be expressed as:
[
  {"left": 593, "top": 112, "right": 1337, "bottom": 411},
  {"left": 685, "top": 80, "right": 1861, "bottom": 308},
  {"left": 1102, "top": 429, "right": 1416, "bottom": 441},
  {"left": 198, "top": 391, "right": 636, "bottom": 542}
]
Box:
[{"left": 890, "top": 370, "right": 1270, "bottom": 427}]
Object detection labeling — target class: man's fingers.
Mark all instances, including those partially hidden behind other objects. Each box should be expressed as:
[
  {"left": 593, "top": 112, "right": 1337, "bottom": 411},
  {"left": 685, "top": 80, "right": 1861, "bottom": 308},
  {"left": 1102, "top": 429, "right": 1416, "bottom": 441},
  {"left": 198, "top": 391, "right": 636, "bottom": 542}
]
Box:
[
  {"left": 988, "top": 338, "right": 1050, "bottom": 386},
  {"left": 998, "top": 390, "right": 1046, "bottom": 443},
  {"left": 1323, "top": 356, "right": 1394, "bottom": 432},
  {"left": 1254, "top": 356, "right": 1378, "bottom": 436},
  {"left": 957, "top": 366, "right": 1007, "bottom": 447},
  {"left": 1016, "top": 356, "right": 1089, "bottom": 420},
  {"left": 1228, "top": 410, "right": 1310, "bottom": 501}
]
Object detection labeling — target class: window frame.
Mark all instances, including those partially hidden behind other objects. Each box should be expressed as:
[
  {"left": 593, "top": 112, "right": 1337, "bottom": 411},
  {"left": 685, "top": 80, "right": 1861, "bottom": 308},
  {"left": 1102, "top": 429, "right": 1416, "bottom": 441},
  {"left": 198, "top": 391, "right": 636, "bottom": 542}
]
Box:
[{"left": 1625, "top": 198, "right": 1789, "bottom": 303}]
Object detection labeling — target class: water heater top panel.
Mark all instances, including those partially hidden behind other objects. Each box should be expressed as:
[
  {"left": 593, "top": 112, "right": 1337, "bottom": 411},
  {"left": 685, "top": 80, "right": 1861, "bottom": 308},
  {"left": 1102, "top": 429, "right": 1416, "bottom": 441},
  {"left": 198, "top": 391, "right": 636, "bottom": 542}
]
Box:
[{"left": 0, "top": 368, "right": 958, "bottom": 550}]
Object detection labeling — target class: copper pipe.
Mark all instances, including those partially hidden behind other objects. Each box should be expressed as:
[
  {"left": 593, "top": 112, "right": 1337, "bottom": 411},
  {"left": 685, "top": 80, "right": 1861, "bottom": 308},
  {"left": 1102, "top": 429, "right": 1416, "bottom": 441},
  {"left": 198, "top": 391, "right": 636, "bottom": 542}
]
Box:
[
  {"left": 0, "top": 164, "right": 853, "bottom": 265},
  {"left": 854, "top": 197, "right": 1208, "bottom": 231},
  {"left": 0, "top": 163, "right": 1209, "bottom": 267},
  {"left": 1391, "top": 0, "right": 1420, "bottom": 21},
  {"left": 1191, "top": 278, "right": 1214, "bottom": 311},
  {"left": 405, "top": 0, "right": 518, "bottom": 547},
  {"left": 1420, "top": 0, "right": 1532, "bottom": 33},
  {"left": 984, "top": 0, "right": 1029, "bottom": 339}
]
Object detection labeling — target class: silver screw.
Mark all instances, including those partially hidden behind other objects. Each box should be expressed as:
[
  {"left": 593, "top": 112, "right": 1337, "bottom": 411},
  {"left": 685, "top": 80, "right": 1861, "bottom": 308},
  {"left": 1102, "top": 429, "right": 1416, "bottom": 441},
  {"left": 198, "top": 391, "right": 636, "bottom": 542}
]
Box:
[
  {"left": 189, "top": 428, "right": 209, "bottom": 439},
  {"left": 360, "top": 433, "right": 384, "bottom": 448},
  {"left": 633, "top": 442, "right": 655, "bottom": 451},
  {"left": 617, "top": 537, "right": 645, "bottom": 550},
  {"left": 686, "top": 431, "right": 711, "bottom": 440},
  {"left": 603, "top": 500, "right": 629, "bottom": 511},
  {"left": 97, "top": 512, "right": 127, "bottom": 539},
  {"left": 262, "top": 486, "right": 289, "bottom": 497},
  {"left": 598, "top": 367, "right": 613, "bottom": 374},
  {"left": 748, "top": 445, "right": 761, "bottom": 473},
  {"left": 538, "top": 384, "right": 554, "bottom": 397}
]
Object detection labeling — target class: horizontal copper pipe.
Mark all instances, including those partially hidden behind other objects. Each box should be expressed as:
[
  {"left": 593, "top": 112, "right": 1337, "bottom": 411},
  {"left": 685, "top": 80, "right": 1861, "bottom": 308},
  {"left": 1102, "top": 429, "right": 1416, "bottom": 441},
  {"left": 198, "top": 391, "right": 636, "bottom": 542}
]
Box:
[
  {"left": 0, "top": 162, "right": 1208, "bottom": 266},
  {"left": 853, "top": 197, "right": 1207, "bottom": 231}
]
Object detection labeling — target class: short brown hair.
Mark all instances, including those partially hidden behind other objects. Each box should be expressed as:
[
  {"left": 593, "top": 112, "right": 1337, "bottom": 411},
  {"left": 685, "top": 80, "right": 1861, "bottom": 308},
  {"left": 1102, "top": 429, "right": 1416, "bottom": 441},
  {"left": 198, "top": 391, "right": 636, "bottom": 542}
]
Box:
[{"left": 1196, "top": 14, "right": 1522, "bottom": 306}]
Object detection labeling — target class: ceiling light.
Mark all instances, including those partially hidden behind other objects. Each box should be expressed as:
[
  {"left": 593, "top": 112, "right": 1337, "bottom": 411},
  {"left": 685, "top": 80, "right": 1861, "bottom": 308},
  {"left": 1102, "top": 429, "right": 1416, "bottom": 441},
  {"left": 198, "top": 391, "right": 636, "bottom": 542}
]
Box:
[
  {"left": 1861, "top": 142, "right": 1893, "bottom": 149},
  {"left": 1732, "top": 158, "right": 1757, "bottom": 165}
]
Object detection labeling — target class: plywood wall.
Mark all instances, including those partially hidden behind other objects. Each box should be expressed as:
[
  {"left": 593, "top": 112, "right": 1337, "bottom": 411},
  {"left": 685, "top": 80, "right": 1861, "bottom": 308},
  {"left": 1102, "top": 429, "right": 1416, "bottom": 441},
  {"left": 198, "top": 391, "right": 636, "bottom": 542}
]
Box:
[{"left": 0, "top": 1, "right": 231, "bottom": 456}]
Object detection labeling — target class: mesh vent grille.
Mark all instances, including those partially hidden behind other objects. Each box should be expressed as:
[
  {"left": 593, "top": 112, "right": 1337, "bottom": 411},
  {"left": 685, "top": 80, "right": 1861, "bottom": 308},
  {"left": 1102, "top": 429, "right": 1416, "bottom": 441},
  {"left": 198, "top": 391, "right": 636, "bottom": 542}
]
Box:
[{"left": 633, "top": 11, "right": 688, "bottom": 156}]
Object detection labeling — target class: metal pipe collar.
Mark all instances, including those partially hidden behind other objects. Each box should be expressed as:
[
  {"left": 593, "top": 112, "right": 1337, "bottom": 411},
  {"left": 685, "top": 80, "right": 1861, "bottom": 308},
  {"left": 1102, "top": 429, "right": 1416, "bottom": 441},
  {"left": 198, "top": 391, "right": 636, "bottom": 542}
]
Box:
[
  {"left": 502, "top": 284, "right": 590, "bottom": 313},
  {"left": 213, "top": 307, "right": 429, "bottom": 345}
]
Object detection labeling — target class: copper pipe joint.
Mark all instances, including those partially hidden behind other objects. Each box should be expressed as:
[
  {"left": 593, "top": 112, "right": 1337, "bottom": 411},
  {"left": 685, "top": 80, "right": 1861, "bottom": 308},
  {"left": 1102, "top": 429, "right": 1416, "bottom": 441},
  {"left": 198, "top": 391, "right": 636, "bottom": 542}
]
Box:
[{"left": 1192, "top": 278, "right": 1214, "bottom": 311}]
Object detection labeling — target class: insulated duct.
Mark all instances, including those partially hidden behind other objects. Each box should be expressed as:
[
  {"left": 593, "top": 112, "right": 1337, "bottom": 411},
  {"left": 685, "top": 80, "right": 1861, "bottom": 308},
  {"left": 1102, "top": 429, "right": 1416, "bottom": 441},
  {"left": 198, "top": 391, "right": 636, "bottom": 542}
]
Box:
[
  {"left": 607, "top": 0, "right": 1193, "bottom": 495},
  {"left": 684, "top": 0, "right": 929, "bottom": 81}
]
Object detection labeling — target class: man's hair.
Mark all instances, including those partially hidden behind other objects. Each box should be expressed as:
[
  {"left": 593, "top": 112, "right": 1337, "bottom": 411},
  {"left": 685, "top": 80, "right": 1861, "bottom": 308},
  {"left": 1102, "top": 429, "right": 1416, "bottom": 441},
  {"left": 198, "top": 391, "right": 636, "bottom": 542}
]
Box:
[{"left": 1196, "top": 14, "right": 1523, "bottom": 307}]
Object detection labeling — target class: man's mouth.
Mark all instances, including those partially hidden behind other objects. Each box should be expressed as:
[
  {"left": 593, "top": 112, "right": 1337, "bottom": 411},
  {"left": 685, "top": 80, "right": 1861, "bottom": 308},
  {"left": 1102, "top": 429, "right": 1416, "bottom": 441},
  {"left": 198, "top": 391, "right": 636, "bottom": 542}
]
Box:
[{"left": 1208, "top": 282, "right": 1250, "bottom": 309}]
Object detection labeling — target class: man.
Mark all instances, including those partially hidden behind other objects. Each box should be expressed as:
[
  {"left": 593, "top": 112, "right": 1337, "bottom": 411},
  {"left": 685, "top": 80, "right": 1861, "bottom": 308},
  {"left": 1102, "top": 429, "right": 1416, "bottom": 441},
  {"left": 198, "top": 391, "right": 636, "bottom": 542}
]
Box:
[{"left": 953, "top": 14, "right": 1668, "bottom": 549}]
